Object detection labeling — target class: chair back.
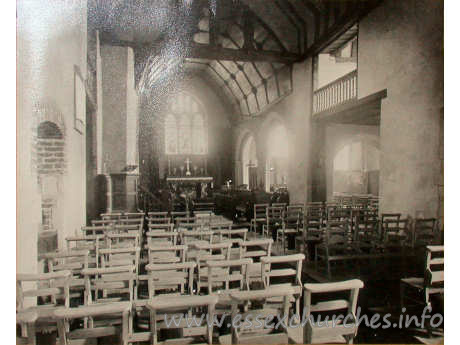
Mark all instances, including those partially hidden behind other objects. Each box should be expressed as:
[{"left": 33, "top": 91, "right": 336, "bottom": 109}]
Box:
[
  {"left": 147, "top": 294, "right": 217, "bottom": 345},
  {"left": 17, "top": 270, "right": 72, "bottom": 310},
  {"left": 147, "top": 244, "right": 187, "bottom": 264},
  {"left": 44, "top": 250, "right": 89, "bottom": 276},
  {"left": 145, "top": 262, "right": 196, "bottom": 297},
  {"left": 240, "top": 239, "right": 273, "bottom": 260},
  {"left": 206, "top": 258, "right": 252, "bottom": 293},
  {"left": 146, "top": 231, "right": 178, "bottom": 247},
  {"left": 82, "top": 265, "right": 136, "bottom": 304},
  {"left": 253, "top": 203, "right": 269, "bottom": 220},
  {"left": 303, "top": 279, "right": 364, "bottom": 344},
  {"left": 261, "top": 254, "right": 304, "bottom": 289}
]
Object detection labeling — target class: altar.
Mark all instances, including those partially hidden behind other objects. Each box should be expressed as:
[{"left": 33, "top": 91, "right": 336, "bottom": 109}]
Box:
[{"left": 165, "top": 156, "right": 214, "bottom": 202}]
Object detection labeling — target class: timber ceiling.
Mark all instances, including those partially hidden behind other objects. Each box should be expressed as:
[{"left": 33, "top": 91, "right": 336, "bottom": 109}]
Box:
[{"left": 90, "top": 0, "right": 381, "bottom": 118}]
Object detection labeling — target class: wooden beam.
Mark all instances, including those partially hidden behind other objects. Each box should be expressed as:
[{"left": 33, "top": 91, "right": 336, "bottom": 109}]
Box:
[
  {"left": 302, "top": 0, "right": 383, "bottom": 59},
  {"left": 100, "top": 34, "right": 299, "bottom": 63},
  {"left": 189, "top": 43, "right": 299, "bottom": 63}
]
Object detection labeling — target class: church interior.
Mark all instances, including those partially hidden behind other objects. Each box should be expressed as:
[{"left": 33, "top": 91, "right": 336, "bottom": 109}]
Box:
[{"left": 16, "top": 0, "right": 444, "bottom": 344}]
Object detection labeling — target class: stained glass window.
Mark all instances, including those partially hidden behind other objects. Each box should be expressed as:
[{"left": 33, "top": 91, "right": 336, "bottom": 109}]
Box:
[{"left": 164, "top": 94, "right": 207, "bottom": 155}]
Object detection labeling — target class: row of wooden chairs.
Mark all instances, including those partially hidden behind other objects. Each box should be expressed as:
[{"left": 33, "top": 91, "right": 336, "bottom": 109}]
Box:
[
  {"left": 18, "top": 248, "right": 366, "bottom": 344},
  {"left": 17, "top": 276, "right": 364, "bottom": 345}
]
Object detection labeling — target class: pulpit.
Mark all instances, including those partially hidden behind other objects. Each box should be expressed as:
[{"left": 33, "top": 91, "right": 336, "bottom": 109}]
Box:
[{"left": 104, "top": 172, "right": 139, "bottom": 213}]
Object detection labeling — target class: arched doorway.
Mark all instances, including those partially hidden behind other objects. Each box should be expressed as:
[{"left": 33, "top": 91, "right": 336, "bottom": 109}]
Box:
[
  {"left": 241, "top": 135, "right": 257, "bottom": 189},
  {"left": 332, "top": 137, "right": 380, "bottom": 196},
  {"left": 266, "top": 123, "right": 289, "bottom": 192}
]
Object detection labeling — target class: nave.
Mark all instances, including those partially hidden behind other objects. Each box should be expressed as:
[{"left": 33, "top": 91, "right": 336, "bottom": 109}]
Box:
[{"left": 17, "top": 198, "right": 443, "bottom": 344}]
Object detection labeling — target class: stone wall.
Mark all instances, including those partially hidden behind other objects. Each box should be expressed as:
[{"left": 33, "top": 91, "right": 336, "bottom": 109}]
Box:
[{"left": 358, "top": 0, "right": 443, "bottom": 218}]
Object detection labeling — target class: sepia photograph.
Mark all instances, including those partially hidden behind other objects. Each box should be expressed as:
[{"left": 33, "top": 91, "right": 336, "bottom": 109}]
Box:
[{"left": 15, "top": 0, "right": 446, "bottom": 343}]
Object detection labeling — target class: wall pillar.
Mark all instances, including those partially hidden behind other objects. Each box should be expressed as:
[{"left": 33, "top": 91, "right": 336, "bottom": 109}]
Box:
[{"left": 286, "top": 59, "right": 313, "bottom": 204}]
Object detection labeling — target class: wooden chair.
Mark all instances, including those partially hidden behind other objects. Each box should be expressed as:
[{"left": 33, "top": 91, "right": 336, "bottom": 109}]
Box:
[
  {"left": 193, "top": 242, "right": 232, "bottom": 293},
  {"left": 113, "top": 223, "right": 143, "bottom": 242},
  {"left": 54, "top": 301, "right": 132, "bottom": 345},
  {"left": 194, "top": 210, "right": 214, "bottom": 217},
  {"left": 272, "top": 202, "right": 287, "bottom": 209},
  {"left": 65, "top": 235, "right": 105, "bottom": 268},
  {"left": 121, "top": 212, "right": 145, "bottom": 219},
  {"left": 16, "top": 310, "right": 38, "bottom": 345},
  {"left": 263, "top": 205, "right": 284, "bottom": 239},
  {"left": 240, "top": 239, "right": 273, "bottom": 287},
  {"left": 174, "top": 216, "right": 196, "bottom": 226},
  {"left": 95, "top": 246, "right": 139, "bottom": 305},
  {"left": 353, "top": 211, "right": 380, "bottom": 252},
  {"left": 16, "top": 270, "right": 71, "bottom": 338},
  {"left": 82, "top": 265, "right": 136, "bottom": 305},
  {"left": 401, "top": 245, "right": 444, "bottom": 310},
  {"left": 147, "top": 244, "right": 187, "bottom": 265},
  {"left": 327, "top": 206, "right": 351, "bottom": 222},
  {"left": 177, "top": 222, "right": 204, "bottom": 232},
  {"left": 209, "top": 221, "right": 233, "bottom": 232},
  {"left": 145, "top": 262, "right": 196, "bottom": 297},
  {"left": 43, "top": 250, "right": 89, "bottom": 300},
  {"left": 180, "top": 230, "right": 214, "bottom": 247},
  {"left": 148, "top": 211, "right": 171, "bottom": 224},
  {"left": 381, "top": 217, "right": 411, "bottom": 251},
  {"left": 91, "top": 219, "right": 117, "bottom": 227},
  {"left": 206, "top": 258, "right": 252, "bottom": 313},
  {"left": 170, "top": 211, "right": 190, "bottom": 222},
  {"left": 315, "top": 220, "right": 355, "bottom": 278},
  {"left": 303, "top": 279, "right": 364, "bottom": 344},
  {"left": 302, "top": 203, "right": 325, "bottom": 259},
  {"left": 146, "top": 294, "right": 218, "bottom": 345},
  {"left": 107, "top": 232, "right": 141, "bottom": 249},
  {"left": 148, "top": 223, "right": 175, "bottom": 232},
  {"left": 224, "top": 286, "right": 296, "bottom": 344},
  {"left": 250, "top": 203, "right": 268, "bottom": 234},
  {"left": 100, "top": 247, "right": 140, "bottom": 276},
  {"left": 218, "top": 228, "right": 247, "bottom": 259},
  {"left": 81, "top": 225, "right": 113, "bottom": 237},
  {"left": 261, "top": 253, "right": 305, "bottom": 317},
  {"left": 146, "top": 231, "right": 178, "bottom": 247},
  {"left": 413, "top": 218, "right": 440, "bottom": 247},
  {"left": 134, "top": 262, "right": 196, "bottom": 335},
  {"left": 277, "top": 208, "right": 300, "bottom": 253}
]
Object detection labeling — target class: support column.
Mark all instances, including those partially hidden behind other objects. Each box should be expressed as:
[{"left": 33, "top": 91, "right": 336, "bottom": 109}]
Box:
[{"left": 286, "top": 59, "right": 314, "bottom": 204}]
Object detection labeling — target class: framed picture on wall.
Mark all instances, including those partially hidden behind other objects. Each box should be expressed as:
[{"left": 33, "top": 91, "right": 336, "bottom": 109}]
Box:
[{"left": 74, "top": 65, "right": 86, "bottom": 134}]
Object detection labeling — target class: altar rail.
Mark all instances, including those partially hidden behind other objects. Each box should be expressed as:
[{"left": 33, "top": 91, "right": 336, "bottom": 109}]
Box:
[{"left": 313, "top": 70, "right": 357, "bottom": 114}]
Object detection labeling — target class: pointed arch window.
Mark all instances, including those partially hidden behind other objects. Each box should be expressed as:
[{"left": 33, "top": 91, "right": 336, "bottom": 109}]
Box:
[
  {"left": 165, "top": 114, "right": 178, "bottom": 154},
  {"left": 164, "top": 94, "right": 207, "bottom": 155}
]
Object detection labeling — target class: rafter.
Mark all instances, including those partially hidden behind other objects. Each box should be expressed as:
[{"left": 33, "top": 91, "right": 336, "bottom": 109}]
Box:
[{"left": 302, "top": 0, "right": 383, "bottom": 60}]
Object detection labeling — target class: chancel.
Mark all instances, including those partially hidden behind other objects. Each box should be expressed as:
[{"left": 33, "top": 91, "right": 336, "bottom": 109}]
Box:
[{"left": 17, "top": 0, "right": 444, "bottom": 344}]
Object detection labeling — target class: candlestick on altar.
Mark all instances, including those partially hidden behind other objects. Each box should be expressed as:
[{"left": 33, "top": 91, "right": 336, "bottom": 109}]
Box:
[{"left": 185, "top": 157, "right": 192, "bottom": 176}]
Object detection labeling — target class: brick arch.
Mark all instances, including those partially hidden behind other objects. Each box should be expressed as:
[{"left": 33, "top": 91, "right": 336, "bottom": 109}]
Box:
[
  {"left": 32, "top": 103, "right": 66, "bottom": 178},
  {"left": 37, "top": 121, "right": 63, "bottom": 139}
]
